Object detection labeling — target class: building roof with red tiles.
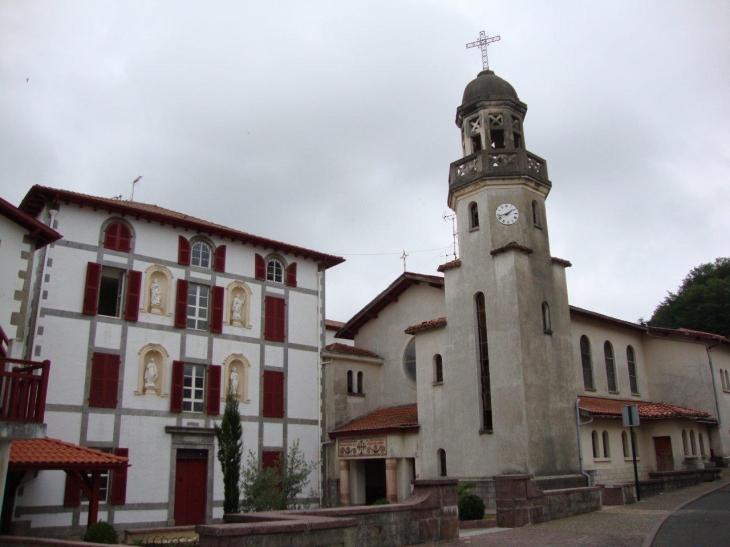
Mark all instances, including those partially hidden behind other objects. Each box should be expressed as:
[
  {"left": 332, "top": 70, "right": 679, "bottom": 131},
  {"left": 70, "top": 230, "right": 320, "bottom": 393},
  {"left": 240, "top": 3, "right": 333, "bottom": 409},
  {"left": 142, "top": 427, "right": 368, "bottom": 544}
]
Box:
[
  {"left": 579, "top": 396, "right": 716, "bottom": 423},
  {"left": 437, "top": 258, "right": 462, "bottom": 272},
  {"left": 322, "top": 343, "right": 382, "bottom": 360},
  {"left": 325, "top": 319, "right": 346, "bottom": 331},
  {"left": 10, "top": 438, "right": 130, "bottom": 471},
  {"left": 0, "top": 196, "right": 61, "bottom": 249},
  {"left": 329, "top": 404, "right": 419, "bottom": 438},
  {"left": 405, "top": 317, "right": 447, "bottom": 335},
  {"left": 20, "top": 185, "right": 344, "bottom": 269},
  {"left": 335, "top": 272, "right": 444, "bottom": 340},
  {"left": 490, "top": 241, "right": 534, "bottom": 257}
]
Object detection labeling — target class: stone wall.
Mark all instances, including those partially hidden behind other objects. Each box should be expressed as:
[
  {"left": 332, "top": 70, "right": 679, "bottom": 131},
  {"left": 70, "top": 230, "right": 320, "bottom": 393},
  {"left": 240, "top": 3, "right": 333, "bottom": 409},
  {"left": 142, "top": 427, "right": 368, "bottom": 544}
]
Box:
[
  {"left": 459, "top": 478, "right": 495, "bottom": 509},
  {"left": 495, "top": 474, "right": 602, "bottom": 528},
  {"left": 589, "top": 464, "right": 653, "bottom": 485},
  {"left": 197, "top": 479, "right": 458, "bottom": 547}
]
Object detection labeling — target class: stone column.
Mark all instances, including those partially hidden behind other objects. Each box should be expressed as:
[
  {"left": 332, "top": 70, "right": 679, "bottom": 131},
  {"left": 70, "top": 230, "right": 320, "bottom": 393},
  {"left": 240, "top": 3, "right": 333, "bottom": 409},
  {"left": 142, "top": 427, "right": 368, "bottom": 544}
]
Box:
[
  {"left": 385, "top": 458, "right": 398, "bottom": 503},
  {"left": 339, "top": 459, "right": 351, "bottom": 506}
]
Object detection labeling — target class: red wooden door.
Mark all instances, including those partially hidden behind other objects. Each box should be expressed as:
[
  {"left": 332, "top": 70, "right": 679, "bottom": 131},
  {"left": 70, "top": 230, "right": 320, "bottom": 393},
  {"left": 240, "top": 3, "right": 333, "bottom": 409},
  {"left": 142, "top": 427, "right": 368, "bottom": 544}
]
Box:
[
  {"left": 174, "top": 456, "right": 207, "bottom": 526},
  {"left": 653, "top": 436, "right": 674, "bottom": 472}
]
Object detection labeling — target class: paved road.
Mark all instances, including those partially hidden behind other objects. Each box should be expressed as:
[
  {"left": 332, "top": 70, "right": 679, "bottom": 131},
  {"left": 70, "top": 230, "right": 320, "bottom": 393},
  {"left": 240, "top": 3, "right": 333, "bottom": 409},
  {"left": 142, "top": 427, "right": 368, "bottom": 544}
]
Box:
[
  {"left": 651, "top": 484, "right": 730, "bottom": 547},
  {"left": 413, "top": 473, "right": 730, "bottom": 547}
]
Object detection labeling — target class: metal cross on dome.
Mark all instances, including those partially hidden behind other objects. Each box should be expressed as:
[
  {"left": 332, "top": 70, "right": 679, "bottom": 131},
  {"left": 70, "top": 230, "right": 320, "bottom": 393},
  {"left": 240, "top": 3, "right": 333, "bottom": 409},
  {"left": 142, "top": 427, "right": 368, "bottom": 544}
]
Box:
[{"left": 466, "top": 30, "right": 501, "bottom": 70}]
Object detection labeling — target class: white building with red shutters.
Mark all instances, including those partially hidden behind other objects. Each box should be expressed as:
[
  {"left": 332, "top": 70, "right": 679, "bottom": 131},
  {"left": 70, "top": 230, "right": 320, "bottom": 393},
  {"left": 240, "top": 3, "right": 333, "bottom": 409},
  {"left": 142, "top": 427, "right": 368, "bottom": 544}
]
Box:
[{"left": 6, "top": 185, "right": 343, "bottom": 537}]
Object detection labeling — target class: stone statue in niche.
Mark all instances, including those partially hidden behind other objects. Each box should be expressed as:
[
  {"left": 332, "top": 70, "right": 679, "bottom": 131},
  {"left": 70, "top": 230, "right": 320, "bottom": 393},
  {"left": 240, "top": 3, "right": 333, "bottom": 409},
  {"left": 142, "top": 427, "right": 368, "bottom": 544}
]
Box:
[
  {"left": 144, "top": 357, "right": 159, "bottom": 393},
  {"left": 150, "top": 277, "right": 162, "bottom": 311},
  {"left": 231, "top": 293, "right": 244, "bottom": 325},
  {"left": 230, "top": 367, "right": 240, "bottom": 398}
]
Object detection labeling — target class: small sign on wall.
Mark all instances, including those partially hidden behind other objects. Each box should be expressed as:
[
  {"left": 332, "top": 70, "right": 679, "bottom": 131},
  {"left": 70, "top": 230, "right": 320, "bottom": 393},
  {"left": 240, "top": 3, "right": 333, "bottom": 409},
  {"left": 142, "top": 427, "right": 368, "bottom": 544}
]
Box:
[
  {"left": 338, "top": 437, "right": 387, "bottom": 458},
  {"left": 622, "top": 405, "right": 640, "bottom": 427}
]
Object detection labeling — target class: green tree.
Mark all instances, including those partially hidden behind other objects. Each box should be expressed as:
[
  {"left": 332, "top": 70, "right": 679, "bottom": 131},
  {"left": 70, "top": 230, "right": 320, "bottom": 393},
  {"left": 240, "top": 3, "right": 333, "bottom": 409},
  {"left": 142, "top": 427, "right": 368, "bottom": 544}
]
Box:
[
  {"left": 648, "top": 257, "right": 730, "bottom": 337},
  {"left": 214, "top": 390, "right": 243, "bottom": 514},
  {"left": 240, "top": 440, "right": 316, "bottom": 512}
]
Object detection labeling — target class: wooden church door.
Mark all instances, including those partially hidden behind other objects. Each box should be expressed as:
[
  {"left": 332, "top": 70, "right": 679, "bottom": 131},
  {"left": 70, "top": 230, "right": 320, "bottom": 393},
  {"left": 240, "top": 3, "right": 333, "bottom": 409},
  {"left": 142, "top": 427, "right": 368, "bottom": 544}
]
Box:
[{"left": 174, "top": 450, "right": 208, "bottom": 525}]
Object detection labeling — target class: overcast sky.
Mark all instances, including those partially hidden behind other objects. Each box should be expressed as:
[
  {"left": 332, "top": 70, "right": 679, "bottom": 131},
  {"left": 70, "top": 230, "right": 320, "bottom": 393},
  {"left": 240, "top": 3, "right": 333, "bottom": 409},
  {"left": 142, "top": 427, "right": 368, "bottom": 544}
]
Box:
[{"left": 1, "top": 1, "right": 728, "bottom": 326}]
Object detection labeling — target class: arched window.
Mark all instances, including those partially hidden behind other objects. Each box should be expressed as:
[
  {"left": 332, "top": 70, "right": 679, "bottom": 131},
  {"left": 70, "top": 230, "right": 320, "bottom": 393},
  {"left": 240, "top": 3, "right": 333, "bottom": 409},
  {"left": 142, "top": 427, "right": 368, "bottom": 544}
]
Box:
[
  {"left": 542, "top": 302, "right": 552, "bottom": 334},
  {"left": 591, "top": 430, "right": 599, "bottom": 459},
  {"left": 103, "top": 221, "right": 132, "bottom": 252},
  {"left": 191, "top": 241, "right": 212, "bottom": 268},
  {"left": 438, "top": 449, "right": 447, "bottom": 477},
  {"left": 532, "top": 200, "right": 542, "bottom": 228},
  {"left": 469, "top": 202, "right": 479, "bottom": 230},
  {"left": 721, "top": 369, "right": 726, "bottom": 391},
  {"left": 266, "top": 259, "right": 284, "bottom": 283},
  {"left": 346, "top": 370, "right": 353, "bottom": 394},
  {"left": 627, "top": 345, "right": 638, "bottom": 394},
  {"left": 357, "top": 371, "right": 364, "bottom": 394},
  {"left": 602, "top": 431, "right": 610, "bottom": 458},
  {"left": 726, "top": 370, "right": 730, "bottom": 390},
  {"left": 604, "top": 341, "right": 617, "bottom": 392},
  {"left": 690, "top": 430, "right": 697, "bottom": 455},
  {"left": 580, "top": 336, "right": 594, "bottom": 390},
  {"left": 682, "top": 430, "right": 689, "bottom": 455},
  {"left": 622, "top": 431, "right": 629, "bottom": 458},
  {"left": 434, "top": 354, "right": 443, "bottom": 383},
  {"left": 476, "top": 292, "right": 492, "bottom": 431},
  {"left": 403, "top": 338, "right": 417, "bottom": 383},
  {"left": 699, "top": 433, "right": 706, "bottom": 459}
]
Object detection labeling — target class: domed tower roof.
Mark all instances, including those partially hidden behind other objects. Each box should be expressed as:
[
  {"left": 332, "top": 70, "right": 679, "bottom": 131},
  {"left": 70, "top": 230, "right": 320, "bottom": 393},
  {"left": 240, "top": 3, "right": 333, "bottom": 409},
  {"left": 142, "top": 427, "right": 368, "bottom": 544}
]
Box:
[{"left": 456, "top": 70, "right": 527, "bottom": 126}]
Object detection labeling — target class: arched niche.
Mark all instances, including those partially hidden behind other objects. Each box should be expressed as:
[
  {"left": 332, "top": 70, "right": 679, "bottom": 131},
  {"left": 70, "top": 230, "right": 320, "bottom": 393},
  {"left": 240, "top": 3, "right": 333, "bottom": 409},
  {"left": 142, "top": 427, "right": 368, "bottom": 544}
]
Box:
[
  {"left": 223, "top": 353, "right": 250, "bottom": 403},
  {"left": 226, "top": 280, "right": 252, "bottom": 328},
  {"left": 136, "top": 343, "right": 169, "bottom": 397},
  {"left": 143, "top": 264, "right": 174, "bottom": 316}
]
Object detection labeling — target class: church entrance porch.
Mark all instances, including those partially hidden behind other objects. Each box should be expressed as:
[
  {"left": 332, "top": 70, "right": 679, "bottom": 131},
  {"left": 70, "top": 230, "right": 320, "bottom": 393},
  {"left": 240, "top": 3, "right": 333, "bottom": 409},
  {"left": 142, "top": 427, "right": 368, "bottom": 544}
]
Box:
[{"left": 364, "top": 459, "right": 386, "bottom": 504}]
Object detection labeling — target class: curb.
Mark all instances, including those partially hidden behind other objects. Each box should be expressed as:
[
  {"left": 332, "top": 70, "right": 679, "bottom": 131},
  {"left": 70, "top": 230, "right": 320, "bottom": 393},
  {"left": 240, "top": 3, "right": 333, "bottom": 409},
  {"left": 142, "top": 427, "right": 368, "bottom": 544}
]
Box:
[{"left": 641, "top": 477, "right": 730, "bottom": 547}]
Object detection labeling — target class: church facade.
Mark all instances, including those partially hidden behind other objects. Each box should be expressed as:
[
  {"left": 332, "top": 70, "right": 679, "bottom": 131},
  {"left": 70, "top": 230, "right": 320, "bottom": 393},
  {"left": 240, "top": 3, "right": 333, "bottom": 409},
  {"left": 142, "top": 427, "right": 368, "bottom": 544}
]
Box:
[
  {"left": 322, "top": 70, "right": 730, "bottom": 507},
  {"left": 4, "top": 186, "right": 342, "bottom": 536}
]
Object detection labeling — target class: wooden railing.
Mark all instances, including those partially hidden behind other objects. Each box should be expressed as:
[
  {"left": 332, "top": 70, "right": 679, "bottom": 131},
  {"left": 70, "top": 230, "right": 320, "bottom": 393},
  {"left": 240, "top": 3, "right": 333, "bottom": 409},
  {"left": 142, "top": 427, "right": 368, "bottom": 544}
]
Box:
[
  {"left": 0, "top": 357, "right": 50, "bottom": 423},
  {"left": 0, "top": 326, "right": 9, "bottom": 358}
]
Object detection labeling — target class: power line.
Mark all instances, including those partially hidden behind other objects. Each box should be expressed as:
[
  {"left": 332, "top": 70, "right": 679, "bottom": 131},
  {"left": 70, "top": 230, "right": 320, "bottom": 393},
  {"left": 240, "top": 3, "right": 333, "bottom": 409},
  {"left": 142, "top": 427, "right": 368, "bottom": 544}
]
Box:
[{"left": 337, "top": 244, "right": 452, "bottom": 257}]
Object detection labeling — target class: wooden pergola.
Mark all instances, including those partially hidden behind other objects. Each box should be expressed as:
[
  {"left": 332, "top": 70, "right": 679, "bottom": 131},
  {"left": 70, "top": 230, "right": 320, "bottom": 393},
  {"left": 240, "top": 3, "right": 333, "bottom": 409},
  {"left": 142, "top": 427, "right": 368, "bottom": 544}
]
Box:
[{"left": 6, "top": 438, "right": 129, "bottom": 530}]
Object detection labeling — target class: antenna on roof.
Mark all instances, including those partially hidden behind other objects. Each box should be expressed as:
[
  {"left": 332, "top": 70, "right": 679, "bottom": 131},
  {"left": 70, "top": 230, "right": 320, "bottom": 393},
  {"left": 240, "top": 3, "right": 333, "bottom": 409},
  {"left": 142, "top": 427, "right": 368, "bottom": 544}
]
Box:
[
  {"left": 130, "top": 176, "right": 142, "bottom": 201},
  {"left": 443, "top": 212, "right": 458, "bottom": 260}
]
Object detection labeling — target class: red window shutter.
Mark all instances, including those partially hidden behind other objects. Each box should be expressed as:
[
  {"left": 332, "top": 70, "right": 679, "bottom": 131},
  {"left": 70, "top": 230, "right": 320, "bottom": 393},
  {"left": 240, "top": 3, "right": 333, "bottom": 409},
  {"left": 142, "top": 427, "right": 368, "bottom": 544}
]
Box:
[
  {"left": 83, "top": 262, "right": 102, "bottom": 316},
  {"left": 207, "top": 364, "right": 221, "bottom": 415},
  {"left": 264, "top": 296, "right": 285, "bottom": 342},
  {"left": 89, "top": 353, "right": 119, "bottom": 409},
  {"left": 170, "top": 360, "right": 184, "bottom": 413},
  {"left": 255, "top": 254, "right": 266, "bottom": 280},
  {"left": 210, "top": 286, "right": 225, "bottom": 334},
  {"left": 285, "top": 263, "right": 297, "bottom": 288},
  {"left": 263, "top": 371, "right": 284, "bottom": 418},
  {"left": 262, "top": 451, "right": 281, "bottom": 471},
  {"left": 213, "top": 245, "right": 227, "bottom": 273},
  {"left": 274, "top": 371, "right": 284, "bottom": 418},
  {"left": 178, "top": 236, "right": 191, "bottom": 265},
  {"left": 110, "top": 448, "right": 129, "bottom": 505},
  {"left": 63, "top": 474, "right": 81, "bottom": 507},
  {"left": 118, "top": 224, "right": 131, "bottom": 252},
  {"left": 124, "top": 270, "right": 142, "bottom": 322},
  {"left": 174, "top": 279, "right": 189, "bottom": 328},
  {"left": 103, "top": 223, "right": 120, "bottom": 250}
]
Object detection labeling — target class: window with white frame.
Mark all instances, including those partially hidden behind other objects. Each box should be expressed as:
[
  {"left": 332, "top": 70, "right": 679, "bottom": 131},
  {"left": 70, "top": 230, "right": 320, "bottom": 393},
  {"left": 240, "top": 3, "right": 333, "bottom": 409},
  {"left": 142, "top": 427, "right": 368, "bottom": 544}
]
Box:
[
  {"left": 98, "top": 267, "right": 126, "bottom": 317},
  {"left": 187, "top": 283, "right": 210, "bottom": 330},
  {"left": 191, "top": 241, "right": 212, "bottom": 269},
  {"left": 82, "top": 448, "right": 112, "bottom": 502},
  {"left": 183, "top": 364, "right": 206, "bottom": 412},
  {"left": 266, "top": 259, "right": 284, "bottom": 283}
]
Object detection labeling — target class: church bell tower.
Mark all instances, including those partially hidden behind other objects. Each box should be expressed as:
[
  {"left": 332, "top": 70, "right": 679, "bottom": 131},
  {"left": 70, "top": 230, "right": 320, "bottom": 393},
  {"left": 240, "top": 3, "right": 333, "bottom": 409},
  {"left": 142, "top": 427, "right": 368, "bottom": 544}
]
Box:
[{"left": 433, "top": 67, "right": 580, "bottom": 478}]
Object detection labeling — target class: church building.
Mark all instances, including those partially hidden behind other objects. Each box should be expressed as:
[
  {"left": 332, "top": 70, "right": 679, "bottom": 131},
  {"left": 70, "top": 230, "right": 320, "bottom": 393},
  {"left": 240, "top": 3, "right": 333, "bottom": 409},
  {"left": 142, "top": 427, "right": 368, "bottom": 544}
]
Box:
[{"left": 322, "top": 68, "right": 730, "bottom": 507}]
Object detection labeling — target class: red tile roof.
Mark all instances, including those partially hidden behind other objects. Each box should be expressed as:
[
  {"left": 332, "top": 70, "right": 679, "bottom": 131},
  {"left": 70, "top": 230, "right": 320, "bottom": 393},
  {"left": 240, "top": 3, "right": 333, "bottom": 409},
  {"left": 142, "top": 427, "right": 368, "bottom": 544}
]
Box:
[
  {"left": 551, "top": 257, "right": 572, "bottom": 267},
  {"left": 20, "top": 185, "right": 344, "bottom": 269},
  {"left": 437, "top": 258, "right": 462, "bottom": 272},
  {"left": 490, "top": 241, "right": 533, "bottom": 257},
  {"left": 405, "top": 317, "right": 447, "bottom": 335},
  {"left": 0, "top": 196, "right": 61, "bottom": 249},
  {"left": 675, "top": 328, "right": 728, "bottom": 342},
  {"left": 325, "top": 319, "right": 346, "bottom": 331},
  {"left": 336, "top": 272, "right": 444, "bottom": 340},
  {"left": 579, "top": 396, "right": 716, "bottom": 423},
  {"left": 330, "top": 404, "right": 419, "bottom": 438},
  {"left": 323, "top": 343, "right": 382, "bottom": 359},
  {"left": 10, "top": 438, "right": 129, "bottom": 470}
]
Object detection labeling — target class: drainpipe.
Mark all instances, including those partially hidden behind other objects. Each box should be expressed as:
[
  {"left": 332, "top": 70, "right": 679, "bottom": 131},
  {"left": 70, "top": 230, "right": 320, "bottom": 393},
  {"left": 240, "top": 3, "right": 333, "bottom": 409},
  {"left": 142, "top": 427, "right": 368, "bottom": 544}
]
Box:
[
  {"left": 27, "top": 207, "right": 58, "bottom": 360},
  {"left": 575, "top": 398, "right": 593, "bottom": 486},
  {"left": 316, "top": 270, "right": 324, "bottom": 506},
  {"left": 705, "top": 342, "right": 722, "bottom": 429}
]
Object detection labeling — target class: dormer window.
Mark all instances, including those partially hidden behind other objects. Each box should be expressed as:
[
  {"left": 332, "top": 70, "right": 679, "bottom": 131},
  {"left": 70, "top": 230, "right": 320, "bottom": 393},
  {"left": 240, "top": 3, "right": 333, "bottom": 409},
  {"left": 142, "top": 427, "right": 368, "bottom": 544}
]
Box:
[
  {"left": 266, "top": 259, "right": 284, "bottom": 283},
  {"left": 191, "top": 241, "right": 212, "bottom": 269}
]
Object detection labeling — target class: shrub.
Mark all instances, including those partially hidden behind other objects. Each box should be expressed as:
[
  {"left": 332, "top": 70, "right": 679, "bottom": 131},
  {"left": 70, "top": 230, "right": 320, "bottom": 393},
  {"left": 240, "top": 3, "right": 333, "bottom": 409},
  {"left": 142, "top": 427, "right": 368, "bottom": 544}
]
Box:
[
  {"left": 372, "top": 498, "right": 390, "bottom": 505},
  {"left": 83, "top": 521, "right": 118, "bottom": 544},
  {"left": 458, "top": 493, "right": 485, "bottom": 521}
]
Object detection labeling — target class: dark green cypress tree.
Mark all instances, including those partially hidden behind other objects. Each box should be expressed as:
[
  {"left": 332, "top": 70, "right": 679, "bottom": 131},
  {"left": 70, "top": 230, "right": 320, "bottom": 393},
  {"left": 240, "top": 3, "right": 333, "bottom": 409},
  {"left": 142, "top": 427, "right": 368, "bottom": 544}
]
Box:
[{"left": 214, "top": 389, "right": 243, "bottom": 514}]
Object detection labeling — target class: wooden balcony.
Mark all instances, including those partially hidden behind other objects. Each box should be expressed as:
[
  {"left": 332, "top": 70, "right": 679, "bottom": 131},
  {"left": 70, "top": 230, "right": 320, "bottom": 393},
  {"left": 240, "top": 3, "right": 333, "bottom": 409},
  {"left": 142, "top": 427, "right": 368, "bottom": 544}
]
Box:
[{"left": 0, "top": 357, "right": 50, "bottom": 424}]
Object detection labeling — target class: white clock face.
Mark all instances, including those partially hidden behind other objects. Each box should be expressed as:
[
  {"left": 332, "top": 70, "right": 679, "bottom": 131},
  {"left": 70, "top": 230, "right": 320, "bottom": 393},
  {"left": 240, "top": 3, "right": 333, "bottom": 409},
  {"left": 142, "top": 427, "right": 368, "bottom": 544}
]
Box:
[{"left": 496, "top": 204, "right": 519, "bottom": 225}]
